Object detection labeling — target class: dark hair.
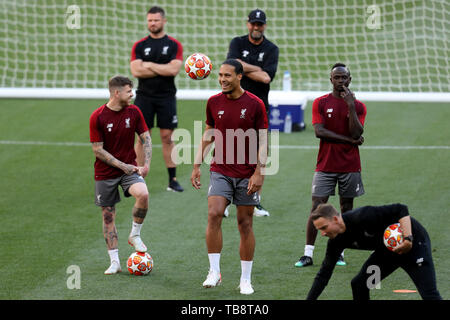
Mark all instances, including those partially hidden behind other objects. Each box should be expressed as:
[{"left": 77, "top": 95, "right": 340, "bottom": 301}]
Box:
[
  {"left": 331, "top": 62, "right": 350, "bottom": 75},
  {"left": 148, "top": 6, "right": 165, "bottom": 17},
  {"left": 108, "top": 75, "right": 133, "bottom": 91},
  {"left": 310, "top": 203, "right": 340, "bottom": 221},
  {"left": 222, "top": 59, "right": 243, "bottom": 75}
]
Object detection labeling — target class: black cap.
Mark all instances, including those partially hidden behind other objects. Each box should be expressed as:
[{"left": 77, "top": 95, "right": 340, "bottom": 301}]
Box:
[{"left": 248, "top": 9, "right": 266, "bottom": 24}]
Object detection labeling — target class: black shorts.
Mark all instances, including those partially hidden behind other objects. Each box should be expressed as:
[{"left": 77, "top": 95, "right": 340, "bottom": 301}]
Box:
[{"left": 134, "top": 94, "right": 178, "bottom": 129}]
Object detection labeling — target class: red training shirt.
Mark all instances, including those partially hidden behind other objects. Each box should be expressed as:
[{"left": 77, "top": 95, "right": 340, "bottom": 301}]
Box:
[
  {"left": 206, "top": 91, "right": 268, "bottom": 179},
  {"left": 89, "top": 104, "right": 148, "bottom": 180},
  {"left": 312, "top": 93, "right": 367, "bottom": 172}
]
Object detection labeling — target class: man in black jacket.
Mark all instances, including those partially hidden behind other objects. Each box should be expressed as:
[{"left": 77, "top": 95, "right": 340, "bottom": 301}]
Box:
[
  {"left": 227, "top": 8, "right": 279, "bottom": 217},
  {"left": 306, "top": 203, "right": 442, "bottom": 300}
]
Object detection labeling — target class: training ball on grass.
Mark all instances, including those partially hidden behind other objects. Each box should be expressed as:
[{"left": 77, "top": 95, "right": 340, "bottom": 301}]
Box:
[
  {"left": 184, "top": 53, "right": 212, "bottom": 80},
  {"left": 127, "top": 252, "right": 153, "bottom": 275},
  {"left": 383, "top": 223, "right": 403, "bottom": 251}
]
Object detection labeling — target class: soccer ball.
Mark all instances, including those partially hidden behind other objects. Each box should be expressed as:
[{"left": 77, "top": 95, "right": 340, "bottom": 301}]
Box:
[
  {"left": 383, "top": 223, "right": 403, "bottom": 251},
  {"left": 127, "top": 252, "right": 153, "bottom": 276},
  {"left": 184, "top": 53, "right": 212, "bottom": 80}
]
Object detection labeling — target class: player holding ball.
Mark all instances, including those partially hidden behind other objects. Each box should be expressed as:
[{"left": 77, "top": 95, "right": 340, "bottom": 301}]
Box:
[{"left": 306, "top": 203, "right": 442, "bottom": 300}]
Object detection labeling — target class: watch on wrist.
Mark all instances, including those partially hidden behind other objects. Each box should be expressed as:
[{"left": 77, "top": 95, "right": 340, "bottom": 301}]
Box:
[{"left": 404, "top": 235, "right": 413, "bottom": 243}]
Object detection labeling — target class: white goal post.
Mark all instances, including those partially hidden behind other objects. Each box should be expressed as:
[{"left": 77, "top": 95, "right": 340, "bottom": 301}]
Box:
[{"left": 0, "top": 0, "right": 448, "bottom": 102}]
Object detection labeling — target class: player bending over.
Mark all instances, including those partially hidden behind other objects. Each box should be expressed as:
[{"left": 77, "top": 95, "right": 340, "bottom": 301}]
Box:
[{"left": 306, "top": 203, "right": 442, "bottom": 300}]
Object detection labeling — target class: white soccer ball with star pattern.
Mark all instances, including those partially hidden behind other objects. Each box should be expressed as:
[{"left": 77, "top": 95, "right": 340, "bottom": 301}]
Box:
[
  {"left": 127, "top": 252, "right": 153, "bottom": 275},
  {"left": 184, "top": 53, "right": 212, "bottom": 80},
  {"left": 383, "top": 223, "right": 403, "bottom": 251}
]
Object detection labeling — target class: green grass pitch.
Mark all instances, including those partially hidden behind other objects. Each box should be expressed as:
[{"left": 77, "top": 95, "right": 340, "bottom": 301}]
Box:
[{"left": 0, "top": 98, "right": 448, "bottom": 300}]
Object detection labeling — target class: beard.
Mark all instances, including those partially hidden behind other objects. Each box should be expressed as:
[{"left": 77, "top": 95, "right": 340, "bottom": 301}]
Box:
[
  {"left": 120, "top": 97, "right": 131, "bottom": 107},
  {"left": 149, "top": 26, "right": 163, "bottom": 34},
  {"left": 336, "top": 84, "right": 349, "bottom": 92},
  {"left": 250, "top": 31, "right": 263, "bottom": 41}
]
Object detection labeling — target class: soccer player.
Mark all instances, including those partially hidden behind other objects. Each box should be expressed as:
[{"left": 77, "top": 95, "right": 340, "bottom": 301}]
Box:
[
  {"left": 306, "top": 203, "right": 442, "bottom": 300},
  {"left": 89, "top": 76, "right": 152, "bottom": 274},
  {"left": 226, "top": 8, "right": 279, "bottom": 217},
  {"left": 295, "top": 63, "right": 367, "bottom": 268},
  {"left": 130, "top": 6, "right": 184, "bottom": 192},
  {"left": 191, "top": 59, "right": 268, "bottom": 295}
]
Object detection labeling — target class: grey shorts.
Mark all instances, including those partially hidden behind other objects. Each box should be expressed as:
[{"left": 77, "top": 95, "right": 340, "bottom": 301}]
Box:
[
  {"left": 95, "top": 173, "right": 146, "bottom": 207},
  {"left": 208, "top": 171, "right": 260, "bottom": 206},
  {"left": 312, "top": 171, "right": 365, "bottom": 198}
]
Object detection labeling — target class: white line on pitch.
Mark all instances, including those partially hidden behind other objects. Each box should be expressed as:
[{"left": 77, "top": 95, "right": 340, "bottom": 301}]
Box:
[{"left": 0, "top": 140, "right": 449, "bottom": 150}]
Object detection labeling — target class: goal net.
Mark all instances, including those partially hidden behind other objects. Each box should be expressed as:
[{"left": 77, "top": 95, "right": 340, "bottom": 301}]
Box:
[{"left": 0, "top": 0, "right": 448, "bottom": 99}]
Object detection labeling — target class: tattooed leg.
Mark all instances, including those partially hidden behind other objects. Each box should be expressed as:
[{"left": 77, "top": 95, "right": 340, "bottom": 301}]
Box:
[
  {"left": 102, "top": 206, "right": 118, "bottom": 250},
  {"left": 132, "top": 206, "right": 148, "bottom": 224}
]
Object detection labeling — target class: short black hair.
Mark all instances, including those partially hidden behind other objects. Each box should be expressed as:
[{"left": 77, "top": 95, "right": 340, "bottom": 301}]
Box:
[
  {"left": 311, "top": 203, "right": 341, "bottom": 221},
  {"left": 148, "top": 6, "right": 165, "bottom": 17},
  {"left": 331, "top": 62, "right": 350, "bottom": 75},
  {"left": 222, "top": 59, "right": 243, "bottom": 75},
  {"left": 108, "top": 75, "right": 133, "bottom": 91}
]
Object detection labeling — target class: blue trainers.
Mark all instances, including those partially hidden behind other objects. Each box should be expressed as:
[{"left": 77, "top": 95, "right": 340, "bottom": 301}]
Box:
[
  {"left": 295, "top": 256, "right": 313, "bottom": 268},
  {"left": 336, "top": 254, "right": 347, "bottom": 266},
  {"left": 167, "top": 179, "right": 184, "bottom": 192}
]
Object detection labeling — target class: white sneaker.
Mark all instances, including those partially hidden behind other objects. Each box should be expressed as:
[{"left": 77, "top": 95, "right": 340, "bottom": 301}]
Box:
[
  {"left": 104, "top": 261, "right": 122, "bottom": 275},
  {"left": 239, "top": 279, "right": 254, "bottom": 295},
  {"left": 128, "top": 235, "right": 147, "bottom": 252},
  {"left": 202, "top": 270, "right": 222, "bottom": 288},
  {"left": 253, "top": 205, "right": 270, "bottom": 217}
]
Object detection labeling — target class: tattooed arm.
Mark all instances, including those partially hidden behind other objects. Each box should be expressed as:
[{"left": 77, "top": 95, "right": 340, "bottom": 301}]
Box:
[
  {"left": 91, "top": 142, "right": 138, "bottom": 175},
  {"left": 137, "top": 131, "right": 152, "bottom": 178}
]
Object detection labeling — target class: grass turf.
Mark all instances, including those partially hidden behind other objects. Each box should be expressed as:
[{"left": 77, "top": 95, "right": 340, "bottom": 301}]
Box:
[{"left": 0, "top": 98, "right": 448, "bottom": 300}]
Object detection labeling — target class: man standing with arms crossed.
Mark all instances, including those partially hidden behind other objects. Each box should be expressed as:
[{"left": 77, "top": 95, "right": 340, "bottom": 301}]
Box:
[
  {"left": 130, "top": 6, "right": 184, "bottom": 192},
  {"left": 227, "top": 9, "right": 279, "bottom": 217},
  {"left": 191, "top": 59, "right": 268, "bottom": 294},
  {"left": 90, "top": 76, "right": 152, "bottom": 274},
  {"left": 295, "top": 63, "right": 367, "bottom": 268}
]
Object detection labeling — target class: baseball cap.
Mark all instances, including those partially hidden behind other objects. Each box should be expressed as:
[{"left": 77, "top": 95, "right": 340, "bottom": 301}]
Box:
[{"left": 248, "top": 9, "right": 266, "bottom": 24}]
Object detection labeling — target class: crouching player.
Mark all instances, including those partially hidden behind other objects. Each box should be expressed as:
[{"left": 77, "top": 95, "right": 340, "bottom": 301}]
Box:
[{"left": 306, "top": 203, "right": 442, "bottom": 300}]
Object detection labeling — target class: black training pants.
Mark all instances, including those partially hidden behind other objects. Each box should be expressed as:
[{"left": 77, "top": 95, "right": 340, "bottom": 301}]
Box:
[{"left": 351, "top": 231, "right": 442, "bottom": 300}]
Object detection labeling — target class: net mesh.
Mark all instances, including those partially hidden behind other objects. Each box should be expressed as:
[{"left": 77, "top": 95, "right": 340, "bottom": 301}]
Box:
[{"left": 0, "top": 0, "right": 448, "bottom": 92}]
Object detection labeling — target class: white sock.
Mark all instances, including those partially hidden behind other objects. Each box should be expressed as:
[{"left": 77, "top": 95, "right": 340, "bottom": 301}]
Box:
[
  {"left": 108, "top": 249, "right": 119, "bottom": 264},
  {"left": 304, "top": 245, "right": 314, "bottom": 258},
  {"left": 240, "top": 260, "right": 253, "bottom": 282},
  {"left": 130, "top": 222, "right": 143, "bottom": 237},
  {"left": 208, "top": 253, "right": 221, "bottom": 274},
  {"left": 340, "top": 250, "right": 345, "bottom": 258}
]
